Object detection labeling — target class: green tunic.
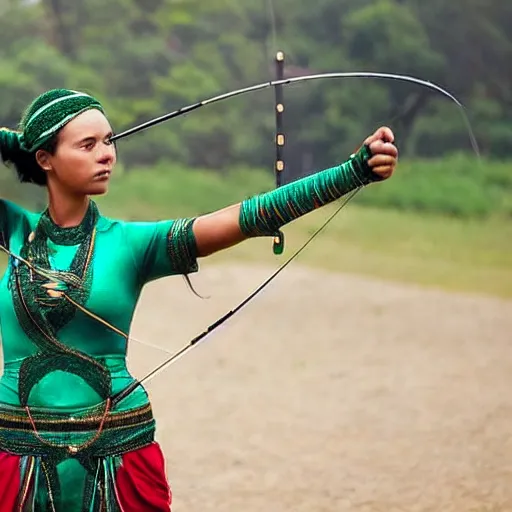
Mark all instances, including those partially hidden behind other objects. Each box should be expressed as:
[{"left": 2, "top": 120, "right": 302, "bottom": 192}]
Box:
[{"left": 0, "top": 198, "right": 197, "bottom": 510}]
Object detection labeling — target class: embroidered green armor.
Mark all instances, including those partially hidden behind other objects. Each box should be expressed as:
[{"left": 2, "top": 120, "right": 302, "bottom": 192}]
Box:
[{"left": 0, "top": 199, "right": 198, "bottom": 510}]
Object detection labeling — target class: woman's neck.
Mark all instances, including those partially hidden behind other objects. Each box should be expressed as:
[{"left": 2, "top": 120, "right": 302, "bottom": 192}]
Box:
[{"left": 47, "top": 191, "right": 90, "bottom": 228}]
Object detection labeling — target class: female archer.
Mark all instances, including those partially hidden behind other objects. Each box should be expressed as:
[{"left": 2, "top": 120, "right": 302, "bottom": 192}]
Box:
[{"left": 0, "top": 89, "right": 398, "bottom": 511}]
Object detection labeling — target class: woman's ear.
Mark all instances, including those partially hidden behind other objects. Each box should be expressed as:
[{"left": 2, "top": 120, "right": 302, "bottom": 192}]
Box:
[{"left": 35, "top": 149, "right": 52, "bottom": 172}]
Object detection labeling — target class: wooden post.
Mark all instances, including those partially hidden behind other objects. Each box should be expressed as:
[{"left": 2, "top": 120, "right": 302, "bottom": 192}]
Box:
[{"left": 273, "top": 50, "right": 285, "bottom": 255}]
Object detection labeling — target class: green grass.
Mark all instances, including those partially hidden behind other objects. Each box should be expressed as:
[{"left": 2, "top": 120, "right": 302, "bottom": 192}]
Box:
[
  {"left": 355, "top": 153, "right": 512, "bottom": 218},
  {"left": 194, "top": 205, "right": 511, "bottom": 299},
  {"left": 2, "top": 161, "right": 511, "bottom": 298}
]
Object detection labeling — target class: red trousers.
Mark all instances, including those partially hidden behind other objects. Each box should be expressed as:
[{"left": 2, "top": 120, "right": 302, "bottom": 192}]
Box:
[{"left": 0, "top": 442, "right": 172, "bottom": 511}]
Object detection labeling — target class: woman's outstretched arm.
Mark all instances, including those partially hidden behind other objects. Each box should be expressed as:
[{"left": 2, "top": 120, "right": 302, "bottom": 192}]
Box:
[{"left": 193, "top": 126, "right": 398, "bottom": 258}]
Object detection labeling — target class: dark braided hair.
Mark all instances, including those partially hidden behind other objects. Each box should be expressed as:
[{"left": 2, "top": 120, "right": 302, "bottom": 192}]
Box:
[{"left": 0, "top": 128, "right": 58, "bottom": 186}]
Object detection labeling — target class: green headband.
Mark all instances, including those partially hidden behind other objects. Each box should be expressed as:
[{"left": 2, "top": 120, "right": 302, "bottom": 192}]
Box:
[{"left": 0, "top": 89, "right": 104, "bottom": 156}]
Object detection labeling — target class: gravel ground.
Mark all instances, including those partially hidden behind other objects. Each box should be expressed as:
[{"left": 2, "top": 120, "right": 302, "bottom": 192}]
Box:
[{"left": 125, "top": 264, "right": 512, "bottom": 512}]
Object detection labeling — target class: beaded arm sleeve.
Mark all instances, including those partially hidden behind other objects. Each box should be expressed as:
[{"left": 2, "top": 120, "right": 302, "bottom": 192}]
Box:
[
  {"left": 239, "top": 145, "right": 377, "bottom": 237},
  {"left": 167, "top": 218, "right": 199, "bottom": 275},
  {"left": 124, "top": 219, "right": 198, "bottom": 283}
]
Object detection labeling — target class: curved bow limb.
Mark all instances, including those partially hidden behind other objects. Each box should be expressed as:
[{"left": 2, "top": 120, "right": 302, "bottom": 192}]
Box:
[
  {"left": 3, "top": 70, "right": 482, "bottom": 406},
  {"left": 109, "top": 71, "right": 481, "bottom": 158}
]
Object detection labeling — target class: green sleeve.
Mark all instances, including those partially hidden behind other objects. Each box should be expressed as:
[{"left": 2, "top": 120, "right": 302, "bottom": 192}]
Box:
[
  {"left": 123, "top": 218, "right": 199, "bottom": 284},
  {"left": 239, "top": 145, "right": 376, "bottom": 239}
]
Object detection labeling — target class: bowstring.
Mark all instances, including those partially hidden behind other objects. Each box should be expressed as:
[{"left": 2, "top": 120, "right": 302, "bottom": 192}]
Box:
[
  {"left": 111, "top": 187, "right": 361, "bottom": 406},
  {"left": 122, "top": 78, "right": 481, "bottom": 392},
  {"left": 113, "top": 0, "right": 366, "bottom": 401},
  {"left": 267, "top": 0, "right": 278, "bottom": 59}
]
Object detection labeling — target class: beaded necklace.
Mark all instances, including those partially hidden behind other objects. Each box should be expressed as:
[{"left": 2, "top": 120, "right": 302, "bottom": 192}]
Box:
[{"left": 9, "top": 200, "right": 112, "bottom": 455}]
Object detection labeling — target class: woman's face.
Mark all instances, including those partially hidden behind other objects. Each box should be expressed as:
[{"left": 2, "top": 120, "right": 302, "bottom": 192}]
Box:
[{"left": 37, "top": 109, "right": 117, "bottom": 196}]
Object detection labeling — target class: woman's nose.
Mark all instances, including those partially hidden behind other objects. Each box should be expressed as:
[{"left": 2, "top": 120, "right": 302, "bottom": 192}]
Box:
[{"left": 98, "top": 142, "right": 116, "bottom": 163}]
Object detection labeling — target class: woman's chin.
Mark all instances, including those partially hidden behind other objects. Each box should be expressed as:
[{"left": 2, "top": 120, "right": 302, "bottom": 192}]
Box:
[{"left": 87, "top": 183, "right": 110, "bottom": 196}]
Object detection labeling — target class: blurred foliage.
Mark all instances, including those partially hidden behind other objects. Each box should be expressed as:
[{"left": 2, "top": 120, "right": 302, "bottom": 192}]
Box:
[{"left": 0, "top": 0, "right": 511, "bottom": 209}]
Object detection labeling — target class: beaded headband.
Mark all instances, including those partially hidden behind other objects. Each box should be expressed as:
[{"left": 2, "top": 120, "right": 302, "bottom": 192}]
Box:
[{"left": 0, "top": 88, "right": 104, "bottom": 156}]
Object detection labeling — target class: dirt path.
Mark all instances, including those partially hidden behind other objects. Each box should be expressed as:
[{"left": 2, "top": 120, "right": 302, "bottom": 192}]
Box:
[
  {"left": 125, "top": 264, "right": 512, "bottom": 512},
  {"left": 1, "top": 264, "right": 510, "bottom": 510}
]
